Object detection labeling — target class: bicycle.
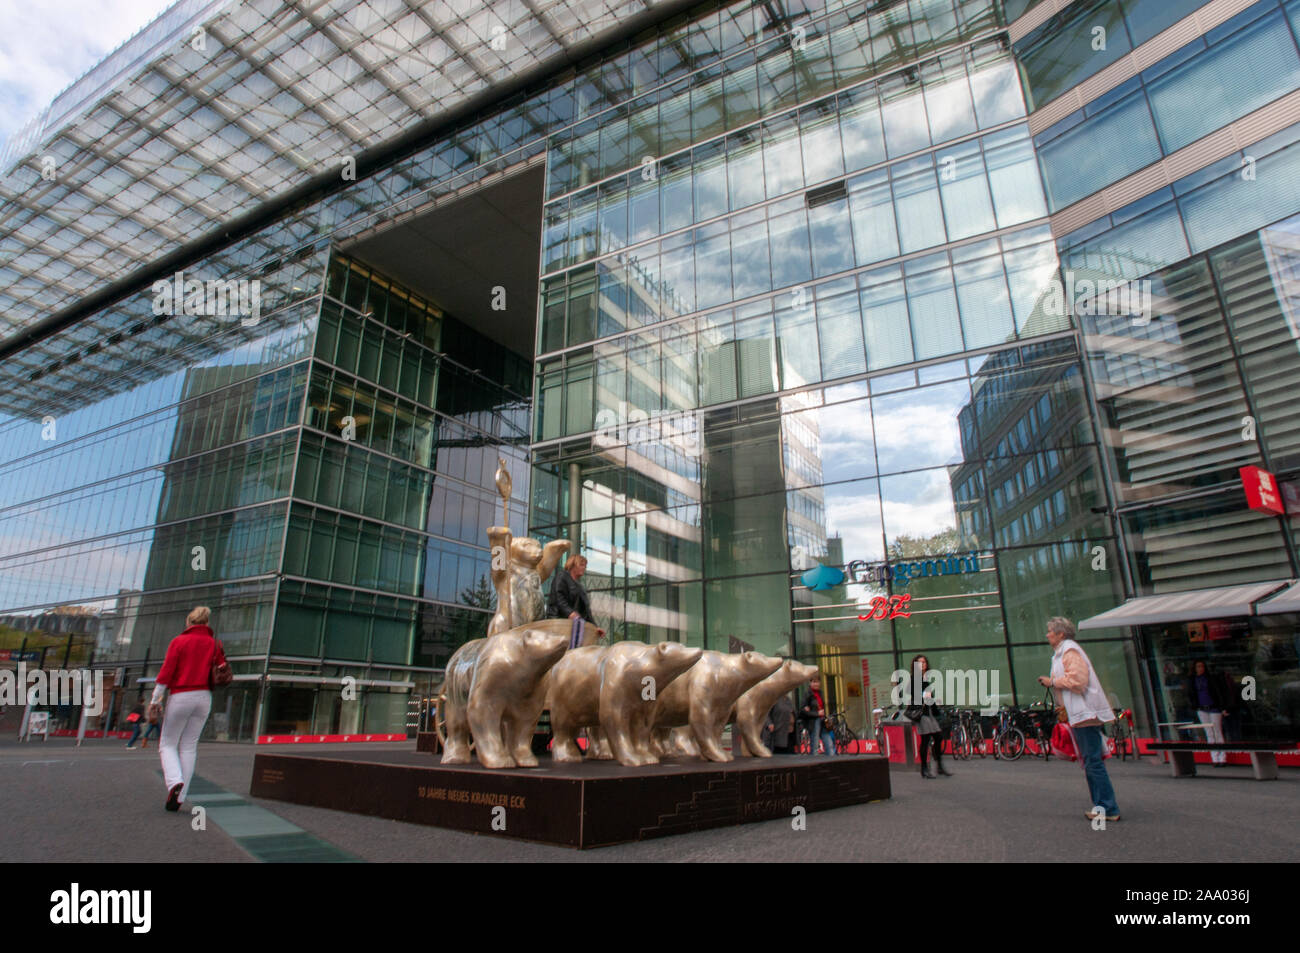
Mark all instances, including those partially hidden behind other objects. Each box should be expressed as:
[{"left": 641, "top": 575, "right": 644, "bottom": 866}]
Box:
[
  {"left": 871, "top": 707, "right": 890, "bottom": 758},
  {"left": 1109, "top": 707, "right": 1140, "bottom": 760},
  {"left": 951, "top": 709, "right": 987, "bottom": 759},
  {"left": 824, "top": 711, "right": 858, "bottom": 754},
  {"left": 1022, "top": 702, "right": 1054, "bottom": 761},
  {"left": 993, "top": 706, "right": 1025, "bottom": 760},
  {"left": 967, "top": 711, "right": 988, "bottom": 758},
  {"left": 946, "top": 708, "right": 971, "bottom": 760}
]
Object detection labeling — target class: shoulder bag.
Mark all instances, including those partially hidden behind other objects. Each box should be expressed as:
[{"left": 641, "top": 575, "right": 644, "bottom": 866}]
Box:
[{"left": 211, "top": 638, "right": 233, "bottom": 687}]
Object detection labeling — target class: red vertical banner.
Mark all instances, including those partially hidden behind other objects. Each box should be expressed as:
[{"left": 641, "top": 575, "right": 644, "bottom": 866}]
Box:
[
  {"left": 1240, "top": 465, "right": 1284, "bottom": 515},
  {"left": 861, "top": 658, "right": 871, "bottom": 749}
]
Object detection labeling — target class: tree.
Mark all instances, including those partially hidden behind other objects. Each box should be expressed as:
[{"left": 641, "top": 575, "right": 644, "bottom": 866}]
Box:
[
  {"left": 886, "top": 527, "right": 964, "bottom": 561},
  {"left": 458, "top": 574, "right": 496, "bottom": 612}
]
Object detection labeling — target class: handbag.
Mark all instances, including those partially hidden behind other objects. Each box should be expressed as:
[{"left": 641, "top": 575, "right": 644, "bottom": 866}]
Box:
[
  {"left": 125, "top": 712, "right": 141, "bottom": 724},
  {"left": 211, "top": 639, "right": 233, "bottom": 687},
  {"left": 1046, "top": 687, "right": 1067, "bottom": 723},
  {"left": 1050, "top": 722, "right": 1077, "bottom": 761}
]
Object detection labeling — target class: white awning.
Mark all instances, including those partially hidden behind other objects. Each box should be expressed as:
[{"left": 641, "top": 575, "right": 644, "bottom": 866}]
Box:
[
  {"left": 1077, "top": 581, "right": 1291, "bottom": 629},
  {"left": 1253, "top": 580, "right": 1300, "bottom": 615}
]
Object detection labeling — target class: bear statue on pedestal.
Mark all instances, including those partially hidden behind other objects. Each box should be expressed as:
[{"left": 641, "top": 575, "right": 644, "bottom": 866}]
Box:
[
  {"left": 547, "top": 641, "right": 703, "bottom": 766},
  {"left": 439, "top": 620, "right": 571, "bottom": 769},
  {"left": 485, "top": 527, "right": 570, "bottom": 636},
  {"left": 651, "top": 650, "right": 784, "bottom": 762},
  {"left": 733, "top": 657, "right": 819, "bottom": 757}
]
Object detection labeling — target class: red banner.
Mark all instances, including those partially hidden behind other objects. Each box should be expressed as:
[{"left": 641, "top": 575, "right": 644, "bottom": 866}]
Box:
[
  {"left": 256, "top": 733, "right": 407, "bottom": 744},
  {"left": 1240, "top": 465, "right": 1284, "bottom": 515}
]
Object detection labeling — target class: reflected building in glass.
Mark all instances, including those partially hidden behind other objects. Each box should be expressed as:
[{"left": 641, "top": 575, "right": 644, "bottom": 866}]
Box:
[{"left": 1, "top": 0, "right": 1298, "bottom": 742}]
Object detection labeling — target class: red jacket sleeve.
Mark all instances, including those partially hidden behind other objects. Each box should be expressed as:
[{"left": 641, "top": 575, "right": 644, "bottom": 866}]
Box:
[
  {"left": 214, "top": 640, "right": 228, "bottom": 670},
  {"left": 156, "top": 639, "right": 180, "bottom": 687}
]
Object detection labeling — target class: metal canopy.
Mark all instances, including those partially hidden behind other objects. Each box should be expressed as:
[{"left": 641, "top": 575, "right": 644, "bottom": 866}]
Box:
[
  {"left": 1077, "top": 581, "right": 1292, "bottom": 629},
  {"left": 0, "top": 0, "right": 672, "bottom": 341},
  {"left": 1253, "top": 580, "right": 1300, "bottom": 615}
]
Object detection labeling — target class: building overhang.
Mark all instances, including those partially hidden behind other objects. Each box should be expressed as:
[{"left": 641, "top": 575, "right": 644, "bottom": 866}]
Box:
[{"left": 1077, "top": 580, "right": 1293, "bottom": 629}]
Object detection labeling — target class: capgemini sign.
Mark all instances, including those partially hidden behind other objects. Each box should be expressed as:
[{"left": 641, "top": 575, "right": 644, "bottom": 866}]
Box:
[{"left": 798, "top": 553, "right": 982, "bottom": 590}]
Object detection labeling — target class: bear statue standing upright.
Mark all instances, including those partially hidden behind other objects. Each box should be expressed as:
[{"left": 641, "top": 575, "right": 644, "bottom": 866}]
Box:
[{"left": 485, "top": 526, "right": 570, "bottom": 636}]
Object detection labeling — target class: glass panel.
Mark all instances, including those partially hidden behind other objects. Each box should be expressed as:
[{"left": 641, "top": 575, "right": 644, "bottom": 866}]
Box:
[
  {"left": 817, "top": 278, "right": 866, "bottom": 381},
  {"left": 848, "top": 168, "right": 900, "bottom": 267},
  {"left": 880, "top": 71, "right": 931, "bottom": 157},
  {"left": 860, "top": 265, "right": 914, "bottom": 370},
  {"left": 1036, "top": 86, "right": 1161, "bottom": 210},
  {"left": 1145, "top": 10, "right": 1300, "bottom": 154},
  {"left": 892, "top": 155, "right": 946, "bottom": 254},
  {"left": 937, "top": 138, "right": 995, "bottom": 241},
  {"left": 838, "top": 84, "right": 887, "bottom": 174},
  {"left": 906, "top": 253, "right": 965, "bottom": 360}
]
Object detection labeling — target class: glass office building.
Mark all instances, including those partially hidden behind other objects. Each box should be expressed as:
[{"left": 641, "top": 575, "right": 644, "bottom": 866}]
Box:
[{"left": 1, "top": 0, "right": 1298, "bottom": 741}]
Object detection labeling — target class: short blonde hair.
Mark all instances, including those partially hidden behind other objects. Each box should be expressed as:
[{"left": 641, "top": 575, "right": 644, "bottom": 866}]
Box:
[
  {"left": 186, "top": 606, "right": 211, "bottom": 626},
  {"left": 1046, "top": 616, "right": 1075, "bottom": 640},
  {"left": 564, "top": 554, "right": 587, "bottom": 572}
]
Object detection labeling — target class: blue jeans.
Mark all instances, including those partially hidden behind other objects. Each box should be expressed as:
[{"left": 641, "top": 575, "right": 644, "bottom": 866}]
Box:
[
  {"left": 127, "top": 721, "right": 159, "bottom": 745},
  {"left": 1073, "top": 724, "right": 1119, "bottom": 816},
  {"left": 808, "top": 718, "right": 836, "bottom": 756}
]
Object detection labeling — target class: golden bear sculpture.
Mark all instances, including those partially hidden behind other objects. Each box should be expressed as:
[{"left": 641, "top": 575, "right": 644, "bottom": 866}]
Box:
[
  {"left": 733, "top": 657, "right": 819, "bottom": 757},
  {"left": 439, "top": 621, "right": 571, "bottom": 768},
  {"left": 546, "top": 641, "right": 703, "bottom": 766},
  {"left": 651, "top": 650, "right": 784, "bottom": 762}
]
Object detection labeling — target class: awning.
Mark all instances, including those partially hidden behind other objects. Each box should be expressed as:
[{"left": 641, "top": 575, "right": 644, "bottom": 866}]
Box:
[
  {"left": 1253, "top": 580, "right": 1300, "bottom": 615},
  {"left": 1078, "top": 581, "right": 1291, "bottom": 629}
]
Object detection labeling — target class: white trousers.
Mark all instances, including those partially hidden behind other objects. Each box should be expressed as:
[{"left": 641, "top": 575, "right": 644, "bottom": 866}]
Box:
[
  {"left": 1197, "top": 709, "right": 1225, "bottom": 763},
  {"left": 160, "top": 690, "right": 211, "bottom": 802}
]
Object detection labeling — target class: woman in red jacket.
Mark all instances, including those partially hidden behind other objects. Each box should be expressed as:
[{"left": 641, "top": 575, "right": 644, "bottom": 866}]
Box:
[{"left": 150, "top": 606, "right": 227, "bottom": 812}]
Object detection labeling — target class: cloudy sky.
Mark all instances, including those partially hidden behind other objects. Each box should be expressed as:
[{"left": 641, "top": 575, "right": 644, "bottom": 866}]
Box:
[{"left": 0, "top": 0, "right": 176, "bottom": 147}]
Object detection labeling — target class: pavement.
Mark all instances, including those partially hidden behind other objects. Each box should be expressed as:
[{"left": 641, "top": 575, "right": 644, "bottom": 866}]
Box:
[{"left": 3, "top": 737, "right": 1297, "bottom": 862}]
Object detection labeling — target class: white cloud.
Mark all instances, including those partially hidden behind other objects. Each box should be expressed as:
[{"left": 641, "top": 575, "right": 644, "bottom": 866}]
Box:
[{"left": 0, "top": 0, "right": 176, "bottom": 147}]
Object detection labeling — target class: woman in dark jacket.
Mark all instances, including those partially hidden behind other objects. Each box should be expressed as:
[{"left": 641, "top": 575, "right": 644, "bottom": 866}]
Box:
[
  {"left": 906, "top": 654, "right": 951, "bottom": 779},
  {"left": 546, "top": 554, "right": 604, "bottom": 646},
  {"left": 1185, "top": 660, "right": 1230, "bottom": 764}
]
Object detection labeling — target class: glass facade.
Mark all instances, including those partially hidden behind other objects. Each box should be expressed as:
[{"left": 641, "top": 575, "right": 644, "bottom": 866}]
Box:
[{"left": 1, "top": 0, "right": 1298, "bottom": 744}]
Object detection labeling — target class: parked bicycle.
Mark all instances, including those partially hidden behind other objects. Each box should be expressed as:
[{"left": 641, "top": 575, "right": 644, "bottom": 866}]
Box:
[
  {"left": 824, "top": 711, "right": 858, "bottom": 754},
  {"left": 872, "top": 708, "right": 889, "bottom": 758},
  {"left": 947, "top": 708, "right": 967, "bottom": 759},
  {"left": 950, "top": 709, "right": 987, "bottom": 759},
  {"left": 1022, "top": 702, "right": 1054, "bottom": 761},
  {"left": 993, "top": 706, "right": 1025, "bottom": 760},
  {"left": 1108, "top": 707, "right": 1141, "bottom": 760}
]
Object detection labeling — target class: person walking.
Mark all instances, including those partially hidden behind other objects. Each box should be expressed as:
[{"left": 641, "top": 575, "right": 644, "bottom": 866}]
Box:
[
  {"left": 798, "top": 675, "right": 836, "bottom": 756},
  {"left": 140, "top": 704, "right": 162, "bottom": 749},
  {"left": 546, "top": 554, "right": 605, "bottom": 645},
  {"left": 124, "top": 695, "right": 147, "bottom": 749},
  {"left": 1037, "top": 617, "right": 1120, "bottom": 822},
  {"left": 150, "top": 606, "right": 227, "bottom": 812},
  {"left": 906, "top": 654, "right": 951, "bottom": 779},
  {"left": 1185, "top": 660, "right": 1230, "bottom": 765}
]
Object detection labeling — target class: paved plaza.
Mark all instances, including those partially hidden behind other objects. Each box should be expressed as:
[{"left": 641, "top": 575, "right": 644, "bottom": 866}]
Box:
[{"left": 4, "top": 739, "right": 1296, "bottom": 863}]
